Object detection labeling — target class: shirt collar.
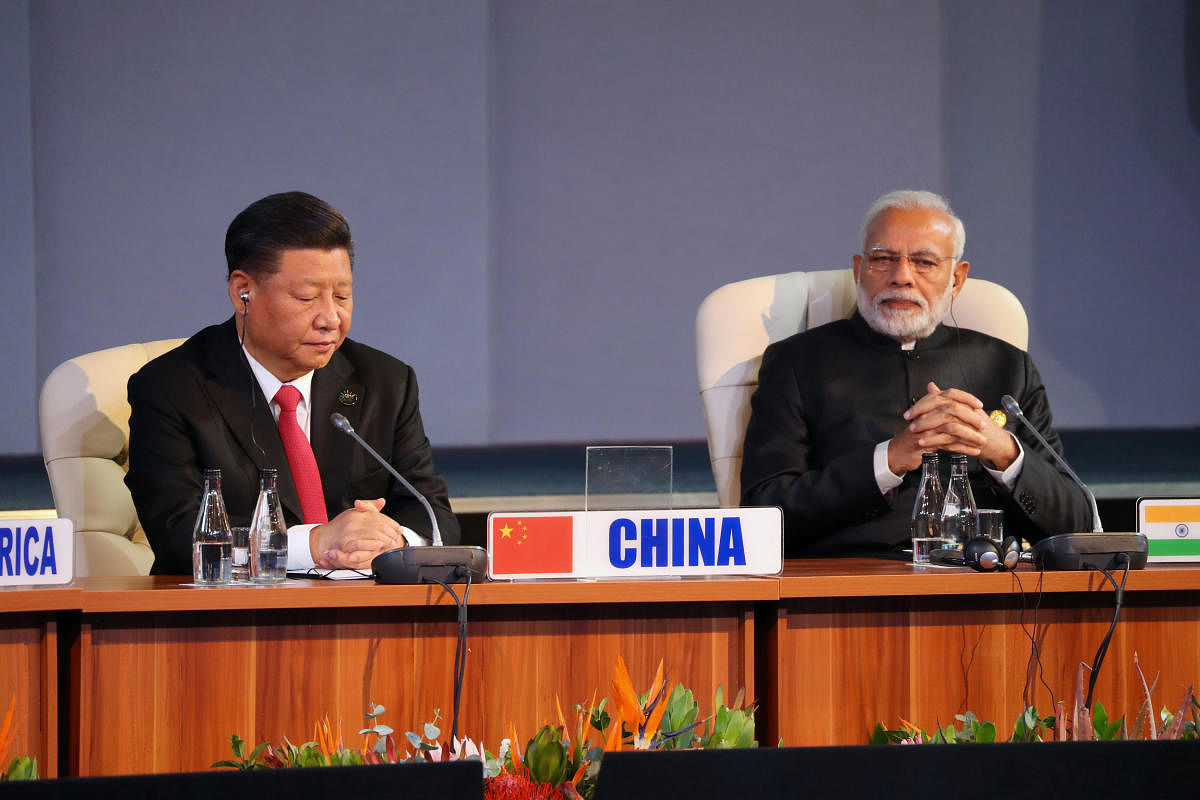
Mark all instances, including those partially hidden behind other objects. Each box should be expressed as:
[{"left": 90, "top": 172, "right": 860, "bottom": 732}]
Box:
[{"left": 242, "top": 347, "right": 314, "bottom": 411}]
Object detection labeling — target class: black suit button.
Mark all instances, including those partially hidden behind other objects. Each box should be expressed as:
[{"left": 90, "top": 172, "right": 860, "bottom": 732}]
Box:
[{"left": 906, "top": 351, "right": 920, "bottom": 361}]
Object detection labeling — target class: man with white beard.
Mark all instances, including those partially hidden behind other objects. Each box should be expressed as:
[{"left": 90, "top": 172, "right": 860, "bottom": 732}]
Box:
[{"left": 739, "top": 190, "right": 1092, "bottom": 556}]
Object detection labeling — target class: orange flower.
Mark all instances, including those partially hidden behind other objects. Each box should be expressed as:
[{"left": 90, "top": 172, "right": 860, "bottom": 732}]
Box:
[
  {"left": 610, "top": 655, "right": 672, "bottom": 749},
  {"left": 0, "top": 695, "right": 15, "bottom": 765},
  {"left": 508, "top": 721, "right": 525, "bottom": 775},
  {"left": 610, "top": 655, "right": 645, "bottom": 730}
]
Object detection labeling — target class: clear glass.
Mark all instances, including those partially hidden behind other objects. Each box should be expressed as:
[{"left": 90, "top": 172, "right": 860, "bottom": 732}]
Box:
[
  {"left": 249, "top": 468, "right": 289, "bottom": 583},
  {"left": 910, "top": 452, "right": 945, "bottom": 564},
  {"left": 584, "top": 446, "right": 673, "bottom": 511},
  {"left": 192, "top": 468, "right": 232, "bottom": 584},
  {"left": 940, "top": 454, "right": 979, "bottom": 547},
  {"left": 977, "top": 509, "right": 1004, "bottom": 544},
  {"left": 230, "top": 527, "right": 250, "bottom": 582}
]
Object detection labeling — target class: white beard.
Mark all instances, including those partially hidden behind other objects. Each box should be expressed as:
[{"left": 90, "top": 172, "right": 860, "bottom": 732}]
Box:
[{"left": 856, "top": 274, "right": 955, "bottom": 342}]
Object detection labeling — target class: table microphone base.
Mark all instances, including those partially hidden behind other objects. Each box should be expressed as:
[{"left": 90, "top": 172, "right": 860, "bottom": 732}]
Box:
[
  {"left": 1030, "top": 533, "right": 1148, "bottom": 570},
  {"left": 373, "top": 546, "right": 489, "bottom": 585}
]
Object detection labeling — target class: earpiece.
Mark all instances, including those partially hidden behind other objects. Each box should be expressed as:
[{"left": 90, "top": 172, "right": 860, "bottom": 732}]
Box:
[
  {"left": 239, "top": 292, "right": 250, "bottom": 304},
  {"left": 933, "top": 536, "right": 1021, "bottom": 572}
]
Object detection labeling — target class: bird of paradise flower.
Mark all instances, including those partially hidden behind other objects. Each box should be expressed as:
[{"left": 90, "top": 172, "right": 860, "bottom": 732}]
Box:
[{"left": 606, "top": 654, "right": 702, "bottom": 750}]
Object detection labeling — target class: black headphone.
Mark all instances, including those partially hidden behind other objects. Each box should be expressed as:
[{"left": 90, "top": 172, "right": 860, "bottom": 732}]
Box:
[
  {"left": 933, "top": 536, "right": 1021, "bottom": 572},
  {"left": 239, "top": 292, "right": 249, "bottom": 305}
]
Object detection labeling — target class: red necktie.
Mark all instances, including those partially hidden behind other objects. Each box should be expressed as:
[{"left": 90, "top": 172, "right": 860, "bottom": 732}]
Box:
[{"left": 273, "top": 385, "right": 328, "bottom": 524}]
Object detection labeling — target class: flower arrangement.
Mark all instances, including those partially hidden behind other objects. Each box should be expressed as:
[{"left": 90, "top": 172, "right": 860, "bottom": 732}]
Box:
[
  {"left": 0, "top": 696, "right": 38, "bottom": 782},
  {"left": 872, "top": 656, "right": 1198, "bottom": 744},
  {"left": 214, "top": 654, "right": 758, "bottom": 799}
]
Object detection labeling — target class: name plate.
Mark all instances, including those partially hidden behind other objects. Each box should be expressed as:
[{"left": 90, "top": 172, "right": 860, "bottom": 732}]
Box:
[
  {"left": 486, "top": 507, "right": 782, "bottom": 580},
  {"left": 0, "top": 519, "right": 74, "bottom": 585},
  {"left": 1138, "top": 498, "right": 1200, "bottom": 562}
]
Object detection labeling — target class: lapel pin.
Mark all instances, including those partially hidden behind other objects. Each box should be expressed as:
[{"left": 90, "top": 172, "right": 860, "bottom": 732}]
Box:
[
  {"left": 989, "top": 409, "right": 1007, "bottom": 427},
  {"left": 338, "top": 388, "right": 359, "bottom": 407}
]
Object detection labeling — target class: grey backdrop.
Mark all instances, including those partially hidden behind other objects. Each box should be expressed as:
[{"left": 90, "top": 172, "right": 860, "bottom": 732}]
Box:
[{"left": 4, "top": 0, "right": 1198, "bottom": 456}]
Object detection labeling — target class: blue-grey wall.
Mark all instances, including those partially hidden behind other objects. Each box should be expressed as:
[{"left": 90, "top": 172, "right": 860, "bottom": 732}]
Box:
[
  {"left": 1, "top": 1, "right": 36, "bottom": 455},
  {"left": 4, "top": 0, "right": 1198, "bottom": 455}
]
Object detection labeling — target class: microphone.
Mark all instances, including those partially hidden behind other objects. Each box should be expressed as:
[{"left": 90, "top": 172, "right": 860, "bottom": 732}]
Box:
[
  {"left": 331, "top": 412, "right": 443, "bottom": 544},
  {"left": 1000, "top": 394, "right": 1102, "bottom": 532},
  {"left": 999, "top": 395, "right": 1148, "bottom": 570},
  {"left": 330, "top": 412, "right": 486, "bottom": 584}
]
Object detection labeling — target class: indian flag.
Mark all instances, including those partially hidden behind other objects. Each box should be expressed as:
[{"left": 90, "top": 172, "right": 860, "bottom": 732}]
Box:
[{"left": 1140, "top": 501, "right": 1200, "bottom": 560}]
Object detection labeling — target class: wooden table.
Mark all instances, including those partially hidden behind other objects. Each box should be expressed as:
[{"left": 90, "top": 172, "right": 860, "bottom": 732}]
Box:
[
  {"left": 0, "top": 585, "right": 76, "bottom": 778},
  {"left": 4, "top": 560, "right": 1200, "bottom": 777},
  {"left": 69, "top": 575, "right": 772, "bottom": 776},
  {"left": 764, "top": 559, "right": 1200, "bottom": 746}
]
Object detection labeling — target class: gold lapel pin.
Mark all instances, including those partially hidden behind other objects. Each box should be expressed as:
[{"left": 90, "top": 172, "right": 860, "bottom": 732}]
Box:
[{"left": 989, "top": 409, "right": 1007, "bottom": 427}]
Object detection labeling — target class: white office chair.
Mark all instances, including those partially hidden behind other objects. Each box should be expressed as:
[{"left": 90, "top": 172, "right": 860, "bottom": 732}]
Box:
[
  {"left": 39, "top": 338, "right": 185, "bottom": 576},
  {"left": 695, "top": 269, "right": 1029, "bottom": 507}
]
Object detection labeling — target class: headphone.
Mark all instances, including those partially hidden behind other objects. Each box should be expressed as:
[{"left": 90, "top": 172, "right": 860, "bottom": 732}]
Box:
[
  {"left": 239, "top": 292, "right": 249, "bottom": 305},
  {"left": 933, "top": 536, "right": 1021, "bottom": 572}
]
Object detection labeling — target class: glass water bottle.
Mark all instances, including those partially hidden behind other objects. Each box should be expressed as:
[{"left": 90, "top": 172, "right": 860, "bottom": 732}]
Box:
[
  {"left": 192, "top": 468, "right": 233, "bottom": 584},
  {"left": 910, "top": 452, "right": 945, "bottom": 564},
  {"left": 249, "top": 468, "right": 289, "bottom": 583},
  {"left": 940, "top": 454, "right": 979, "bottom": 547}
]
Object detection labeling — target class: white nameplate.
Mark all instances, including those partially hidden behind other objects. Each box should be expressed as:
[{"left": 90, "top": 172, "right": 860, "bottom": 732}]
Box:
[
  {"left": 486, "top": 507, "right": 782, "bottom": 580},
  {"left": 1138, "top": 498, "right": 1200, "bottom": 563},
  {"left": 0, "top": 518, "right": 74, "bottom": 585}
]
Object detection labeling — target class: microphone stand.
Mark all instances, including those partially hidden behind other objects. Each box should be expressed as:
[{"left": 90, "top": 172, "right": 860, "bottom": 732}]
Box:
[{"left": 330, "top": 413, "right": 487, "bottom": 585}]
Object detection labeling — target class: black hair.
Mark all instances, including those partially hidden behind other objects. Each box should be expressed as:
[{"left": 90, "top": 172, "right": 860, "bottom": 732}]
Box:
[{"left": 224, "top": 191, "right": 354, "bottom": 279}]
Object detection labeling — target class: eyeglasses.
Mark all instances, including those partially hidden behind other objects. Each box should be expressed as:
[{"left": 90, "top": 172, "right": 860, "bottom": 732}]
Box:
[{"left": 862, "top": 249, "right": 956, "bottom": 275}]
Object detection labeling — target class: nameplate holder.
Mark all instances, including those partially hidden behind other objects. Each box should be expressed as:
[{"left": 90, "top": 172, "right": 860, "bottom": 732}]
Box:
[
  {"left": 0, "top": 518, "right": 74, "bottom": 585},
  {"left": 1138, "top": 498, "right": 1200, "bottom": 562},
  {"left": 486, "top": 507, "right": 782, "bottom": 580}
]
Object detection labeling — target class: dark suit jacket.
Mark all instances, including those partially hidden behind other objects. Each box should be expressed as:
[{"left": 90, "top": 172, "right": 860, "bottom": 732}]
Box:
[
  {"left": 125, "top": 318, "right": 460, "bottom": 574},
  {"left": 740, "top": 313, "right": 1092, "bottom": 557}
]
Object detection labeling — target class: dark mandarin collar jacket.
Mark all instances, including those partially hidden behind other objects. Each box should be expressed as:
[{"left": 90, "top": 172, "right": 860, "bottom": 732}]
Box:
[{"left": 740, "top": 312, "right": 1092, "bottom": 557}]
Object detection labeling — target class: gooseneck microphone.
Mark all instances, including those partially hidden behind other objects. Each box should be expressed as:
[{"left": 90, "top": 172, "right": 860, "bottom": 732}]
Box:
[
  {"left": 330, "top": 413, "right": 487, "bottom": 584},
  {"left": 331, "top": 412, "right": 443, "bottom": 544},
  {"left": 1000, "top": 394, "right": 1102, "bottom": 532}
]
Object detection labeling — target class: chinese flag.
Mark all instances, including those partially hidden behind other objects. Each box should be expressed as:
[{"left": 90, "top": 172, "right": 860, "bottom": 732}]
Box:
[{"left": 491, "top": 516, "right": 573, "bottom": 574}]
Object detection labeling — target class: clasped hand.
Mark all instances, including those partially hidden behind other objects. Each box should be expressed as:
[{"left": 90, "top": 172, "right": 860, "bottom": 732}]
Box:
[
  {"left": 887, "top": 381, "right": 1018, "bottom": 476},
  {"left": 310, "top": 498, "right": 406, "bottom": 569}
]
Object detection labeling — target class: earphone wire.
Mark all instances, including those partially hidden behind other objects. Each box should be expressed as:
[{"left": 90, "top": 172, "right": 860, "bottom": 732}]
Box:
[{"left": 238, "top": 295, "right": 267, "bottom": 460}]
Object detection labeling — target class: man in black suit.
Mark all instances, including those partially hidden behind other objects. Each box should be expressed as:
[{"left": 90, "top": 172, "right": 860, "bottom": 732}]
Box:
[
  {"left": 740, "top": 190, "right": 1092, "bottom": 556},
  {"left": 126, "top": 191, "right": 459, "bottom": 575}
]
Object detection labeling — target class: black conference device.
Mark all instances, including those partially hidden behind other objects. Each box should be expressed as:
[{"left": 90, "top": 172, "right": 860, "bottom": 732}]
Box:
[
  {"left": 330, "top": 413, "right": 487, "bottom": 584},
  {"left": 1028, "top": 533, "right": 1148, "bottom": 571}
]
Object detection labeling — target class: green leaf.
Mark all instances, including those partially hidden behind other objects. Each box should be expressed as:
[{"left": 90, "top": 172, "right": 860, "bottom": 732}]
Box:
[
  {"left": 3, "top": 756, "right": 38, "bottom": 781},
  {"left": 405, "top": 731, "right": 423, "bottom": 749},
  {"left": 424, "top": 722, "right": 440, "bottom": 741}
]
